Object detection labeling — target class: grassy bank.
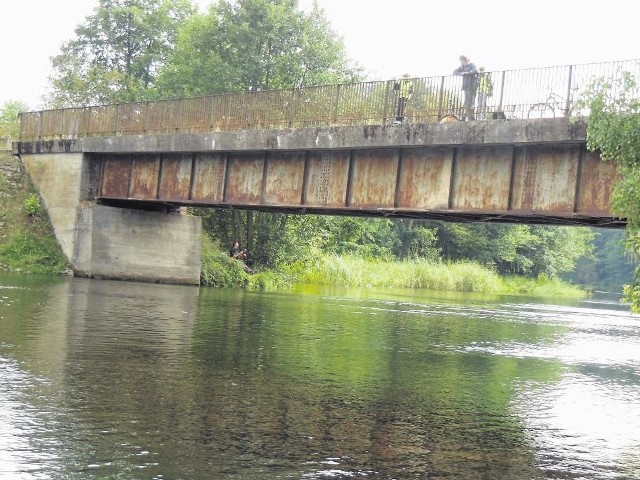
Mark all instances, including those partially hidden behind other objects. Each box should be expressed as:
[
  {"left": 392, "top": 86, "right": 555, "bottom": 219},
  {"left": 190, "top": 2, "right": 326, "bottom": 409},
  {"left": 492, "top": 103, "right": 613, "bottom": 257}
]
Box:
[
  {"left": 0, "top": 151, "right": 68, "bottom": 274},
  {"left": 222, "top": 254, "right": 587, "bottom": 298}
]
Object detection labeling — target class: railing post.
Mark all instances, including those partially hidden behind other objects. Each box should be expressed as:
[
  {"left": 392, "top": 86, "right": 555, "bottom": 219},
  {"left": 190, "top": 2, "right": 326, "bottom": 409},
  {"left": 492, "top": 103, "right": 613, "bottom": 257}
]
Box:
[
  {"left": 83, "top": 107, "right": 92, "bottom": 137},
  {"left": 113, "top": 105, "right": 119, "bottom": 135},
  {"left": 38, "top": 111, "right": 44, "bottom": 140},
  {"left": 176, "top": 98, "right": 184, "bottom": 133},
  {"left": 333, "top": 84, "right": 341, "bottom": 125},
  {"left": 564, "top": 65, "right": 574, "bottom": 116},
  {"left": 288, "top": 88, "right": 296, "bottom": 128},
  {"left": 209, "top": 96, "right": 216, "bottom": 131},
  {"left": 60, "top": 109, "right": 65, "bottom": 139},
  {"left": 437, "top": 76, "right": 446, "bottom": 119},
  {"left": 143, "top": 101, "right": 150, "bottom": 133},
  {"left": 18, "top": 113, "right": 23, "bottom": 142},
  {"left": 497, "top": 71, "right": 506, "bottom": 113},
  {"left": 383, "top": 80, "right": 392, "bottom": 124}
]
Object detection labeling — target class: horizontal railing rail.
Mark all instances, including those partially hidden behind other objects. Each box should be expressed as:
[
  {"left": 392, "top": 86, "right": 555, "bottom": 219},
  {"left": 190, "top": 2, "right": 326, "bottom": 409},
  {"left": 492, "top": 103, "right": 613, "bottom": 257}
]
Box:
[{"left": 18, "top": 59, "right": 640, "bottom": 141}]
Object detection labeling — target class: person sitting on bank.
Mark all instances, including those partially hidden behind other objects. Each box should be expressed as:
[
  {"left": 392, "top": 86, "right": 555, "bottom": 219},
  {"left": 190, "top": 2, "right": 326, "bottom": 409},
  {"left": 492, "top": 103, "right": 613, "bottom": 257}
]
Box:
[
  {"left": 230, "top": 241, "right": 247, "bottom": 261},
  {"left": 230, "top": 241, "right": 253, "bottom": 274}
]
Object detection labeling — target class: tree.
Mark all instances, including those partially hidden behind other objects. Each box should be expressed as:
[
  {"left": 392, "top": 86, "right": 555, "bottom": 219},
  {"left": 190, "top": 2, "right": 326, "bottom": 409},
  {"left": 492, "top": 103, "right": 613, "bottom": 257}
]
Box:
[
  {"left": 155, "top": 0, "right": 362, "bottom": 97},
  {"left": 0, "top": 100, "right": 29, "bottom": 139},
  {"left": 167, "top": 0, "right": 361, "bottom": 268},
  {"left": 564, "top": 228, "right": 635, "bottom": 292},
  {"left": 432, "top": 222, "right": 593, "bottom": 278},
  {"left": 583, "top": 71, "right": 640, "bottom": 310},
  {"left": 45, "top": 0, "right": 195, "bottom": 107}
]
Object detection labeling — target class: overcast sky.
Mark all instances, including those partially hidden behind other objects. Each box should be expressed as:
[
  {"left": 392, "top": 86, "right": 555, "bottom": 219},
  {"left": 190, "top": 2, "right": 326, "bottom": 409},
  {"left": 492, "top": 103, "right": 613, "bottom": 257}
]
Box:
[{"left": 1, "top": 0, "right": 637, "bottom": 109}]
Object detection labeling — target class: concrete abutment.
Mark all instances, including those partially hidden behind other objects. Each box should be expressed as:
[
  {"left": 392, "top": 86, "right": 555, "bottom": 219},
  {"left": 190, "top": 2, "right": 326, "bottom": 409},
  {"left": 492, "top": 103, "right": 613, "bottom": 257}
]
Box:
[{"left": 18, "top": 151, "right": 201, "bottom": 285}]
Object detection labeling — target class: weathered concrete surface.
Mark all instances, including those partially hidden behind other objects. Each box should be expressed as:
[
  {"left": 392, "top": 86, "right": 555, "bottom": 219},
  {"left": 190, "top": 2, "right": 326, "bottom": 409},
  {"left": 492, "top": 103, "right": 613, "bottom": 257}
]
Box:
[
  {"left": 20, "top": 152, "right": 87, "bottom": 260},
  {"left": 73, "top": 204, "right": 201, "bottom": 284},
  {"left": 19, "top": 152, "right": 201, "bottom": 284},
  {"left": 15, "top": 118, "right": 588, "bottom": 155}
]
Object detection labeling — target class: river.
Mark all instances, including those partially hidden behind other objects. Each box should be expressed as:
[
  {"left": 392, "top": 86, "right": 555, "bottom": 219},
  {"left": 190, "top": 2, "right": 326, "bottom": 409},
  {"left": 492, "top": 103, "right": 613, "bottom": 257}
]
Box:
[{"left": 1, "top": 272, "right": 639, "bottom": 480}]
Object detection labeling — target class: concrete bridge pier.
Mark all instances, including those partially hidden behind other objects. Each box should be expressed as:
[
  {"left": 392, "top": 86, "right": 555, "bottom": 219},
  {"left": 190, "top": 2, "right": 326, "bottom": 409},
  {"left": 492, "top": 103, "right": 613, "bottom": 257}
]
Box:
[{"left": 17, "top": 151, "right": 201, "bottom": 285}]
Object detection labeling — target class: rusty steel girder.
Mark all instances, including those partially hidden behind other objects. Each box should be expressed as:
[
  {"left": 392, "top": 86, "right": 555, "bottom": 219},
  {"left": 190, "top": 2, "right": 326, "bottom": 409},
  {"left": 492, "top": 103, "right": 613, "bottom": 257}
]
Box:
[{"left": 97, "top": 143, "right": 622, "bottom": 228}]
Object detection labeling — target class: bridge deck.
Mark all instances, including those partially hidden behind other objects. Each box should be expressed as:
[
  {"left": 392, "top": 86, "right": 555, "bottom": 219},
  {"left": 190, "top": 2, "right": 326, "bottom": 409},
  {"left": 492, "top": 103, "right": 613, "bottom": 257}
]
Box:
[{"left": 15, "top": 118, "right": 623, "bottom": 227}]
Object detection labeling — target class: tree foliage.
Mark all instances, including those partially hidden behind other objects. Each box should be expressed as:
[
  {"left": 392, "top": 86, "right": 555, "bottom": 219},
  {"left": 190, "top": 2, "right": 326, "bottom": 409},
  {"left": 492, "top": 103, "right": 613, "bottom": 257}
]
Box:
[
  {"left": 155, "top": 0, "right": 362, "bottom": 97},
  {"left": 584, "top": 71, "right": 640, "bottom": 310},
  {"left": 0, "top": 100, "right": 29, "bottom": 138},
  {"left": 46, "top": 0, "right": 195, "bottom": 107},
  {"left": 565, "top": 229, "right": 634, "bottom": 292},
  {"left": 434, "top": 223, "right": 593, "bottom": 278}
]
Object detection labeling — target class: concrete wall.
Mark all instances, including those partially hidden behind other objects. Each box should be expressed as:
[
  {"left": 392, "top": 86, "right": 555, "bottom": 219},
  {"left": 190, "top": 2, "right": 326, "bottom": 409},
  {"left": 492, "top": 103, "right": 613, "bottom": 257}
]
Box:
[
  {"left": 19, "top": 152, "right": 202, "bottom": 285},
  {"left": 20, "top": 152, "right": 86, "bottom": 260},
  {"left": 73, "top": 204, "right": 201, "bottom": 284}
]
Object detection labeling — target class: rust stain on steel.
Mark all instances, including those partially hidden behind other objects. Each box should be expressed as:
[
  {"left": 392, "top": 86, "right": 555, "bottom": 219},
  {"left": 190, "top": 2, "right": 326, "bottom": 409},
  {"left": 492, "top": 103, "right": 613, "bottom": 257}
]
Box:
[
  {"left": 159, "top": 154, "right": 193, "bottom": 202},
  {"left": 451, "top": 146, "right": 512, "bottom": 211},
  {"left": 101, "top": 156, "right": 132, "bottom": 198},
  {"left": 225, "top": 153, "right": 265, "bottom": 205},
  {"left": 263, "top": 151, "right": 305, "bottom": 206},
  {"left": 511, "top": 145, "right": 578, "bottom": 213},
  {"left": 397, "top": 147, "right": 452, "bottom": 210},
  {"left": 130, "top": 155, "right": 160, "bottom": 199},
  {"left": 191, "top": 153, "right": 226, "bottom": 202},
  {"left": 349, "top": 149, "right": 399, "bottom": 208},
  {"left": 305, "top": 151, "right": 350, "bottom": 207},
  {"left": 576, "top": 149, "right": 619, "bottom": 216}
]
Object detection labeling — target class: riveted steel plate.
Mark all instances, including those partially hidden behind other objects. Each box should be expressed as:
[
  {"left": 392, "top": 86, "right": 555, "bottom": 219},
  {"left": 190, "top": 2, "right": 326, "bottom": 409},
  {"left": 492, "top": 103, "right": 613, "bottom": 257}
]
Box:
[
  {"left": 397, "top": 147, "right": 453, "bottom": 210},
  {"left": 349, "top": 149, "right": 399, "bottom": 208},
  {"left": 263, "top": 151, "right": 306, "bottom": 206},
  {"left": 101, "top": 155, "right": 132, "bottom": 198},
  {"left": 225, "top": 153, "right": 265, "bottom": 205},
  {"left": 305, "top": 151, "right": 350, "bottom": 207},
  {"left": 511, "top": 145, "right": 578, "bottom": 213},
  {"left": 192, "top": 153, "right": 226, "bottom": 203},
  {"left": 451, "top": 146, "right": 513, "bottom": 211},
  {"left": 159, "top": 154, "right": 193, "bottom": 202},
  {"left": 130, "top": 155, "right": 160, "bottom": 199}
]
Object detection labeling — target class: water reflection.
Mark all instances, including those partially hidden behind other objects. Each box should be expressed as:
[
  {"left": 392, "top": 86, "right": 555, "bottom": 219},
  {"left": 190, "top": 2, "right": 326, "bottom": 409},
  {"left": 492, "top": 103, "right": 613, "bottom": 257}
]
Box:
[
  {"left": 0, "top": 357, "right": 61, "bottom": 478},
  {"left": 0, "top": 274, "right": 639, "bottom": 479}
]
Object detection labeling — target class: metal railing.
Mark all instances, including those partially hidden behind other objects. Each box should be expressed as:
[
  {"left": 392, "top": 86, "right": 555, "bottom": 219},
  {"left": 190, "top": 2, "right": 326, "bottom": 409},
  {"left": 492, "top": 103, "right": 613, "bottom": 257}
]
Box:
[{"left": 18, "top": 59, "right": 640, "bottom": 141}]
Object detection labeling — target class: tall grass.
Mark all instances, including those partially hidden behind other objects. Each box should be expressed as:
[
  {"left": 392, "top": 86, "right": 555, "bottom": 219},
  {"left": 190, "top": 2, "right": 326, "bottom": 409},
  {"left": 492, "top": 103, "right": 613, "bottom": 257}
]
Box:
[
  {"left": 274, "top": 254, "right": 505, "bottom": 293},
  {"left": 500, "top": 274, "right": 587, "bottom": 297},
  {"left": 235, "top": 252, "right": 587, "bottom": 297}
]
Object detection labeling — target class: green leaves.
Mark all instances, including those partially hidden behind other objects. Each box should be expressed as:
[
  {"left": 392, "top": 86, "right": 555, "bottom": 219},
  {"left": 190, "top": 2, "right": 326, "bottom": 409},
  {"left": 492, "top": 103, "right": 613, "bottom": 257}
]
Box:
[
  {"left": 584, "top": 70, "right": 640, "bottom": 311},
  {"left": 46, "top": 0, "right": 196, "bottom": 107},
  {"left": 0, "top": 100, "right": 29, "bottom": 138},
  {"left": 155, "top": 0, "right": 361, "bottom": 97}
]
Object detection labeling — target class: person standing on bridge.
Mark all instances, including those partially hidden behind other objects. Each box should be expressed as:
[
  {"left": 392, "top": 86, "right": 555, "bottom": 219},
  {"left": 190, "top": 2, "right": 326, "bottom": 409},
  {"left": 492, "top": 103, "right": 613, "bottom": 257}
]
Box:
[
  {"left": 476, "top": 67, "right": 493, "bottom": 119},
  {"left": 453, "top": 55, "right": 479, "bottom": 121},
  {"left": 393, "top": 73, "right": 413, "bottom": 124}
]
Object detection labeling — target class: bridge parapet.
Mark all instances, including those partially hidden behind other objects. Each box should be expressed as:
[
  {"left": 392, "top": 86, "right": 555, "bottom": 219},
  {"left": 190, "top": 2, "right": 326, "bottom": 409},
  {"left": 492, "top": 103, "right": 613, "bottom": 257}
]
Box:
[
  {"left": 17, "top": 59, "right": 640, "bottom": 140},
  {"left": 15, "top": 117, "right": 588, "bottom": 156}
]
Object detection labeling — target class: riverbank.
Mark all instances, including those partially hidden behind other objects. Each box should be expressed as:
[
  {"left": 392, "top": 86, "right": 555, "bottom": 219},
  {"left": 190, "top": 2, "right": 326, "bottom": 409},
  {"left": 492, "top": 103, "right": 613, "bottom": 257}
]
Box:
[
  {"left": 0, "top": 151, "right": 68, "bottom": 274},
  {"left": 219, "top": 251, "right": 587, "bottom": 297}
]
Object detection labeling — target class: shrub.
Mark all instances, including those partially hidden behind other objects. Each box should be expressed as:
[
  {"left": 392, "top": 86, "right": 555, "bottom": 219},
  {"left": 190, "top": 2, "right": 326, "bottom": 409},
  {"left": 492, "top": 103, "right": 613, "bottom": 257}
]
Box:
[{"left": 24, "top": 193, "right": 41, "bottom": 217}]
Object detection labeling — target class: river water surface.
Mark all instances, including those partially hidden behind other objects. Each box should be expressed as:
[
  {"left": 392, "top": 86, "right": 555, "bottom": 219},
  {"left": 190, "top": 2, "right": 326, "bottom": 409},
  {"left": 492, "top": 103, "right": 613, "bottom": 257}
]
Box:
[{"left": 1, "top": 272, "right": 639, "bottom": 480}]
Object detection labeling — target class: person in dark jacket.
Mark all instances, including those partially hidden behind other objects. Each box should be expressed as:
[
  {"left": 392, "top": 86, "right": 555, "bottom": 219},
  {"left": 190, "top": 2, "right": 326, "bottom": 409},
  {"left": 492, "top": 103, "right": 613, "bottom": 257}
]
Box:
[
  {"left": 453, "top": 55, "right": 479, "bottom": 120},
  {"left": 230, "top": 241, "right": 253, "bottom": 274}
]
